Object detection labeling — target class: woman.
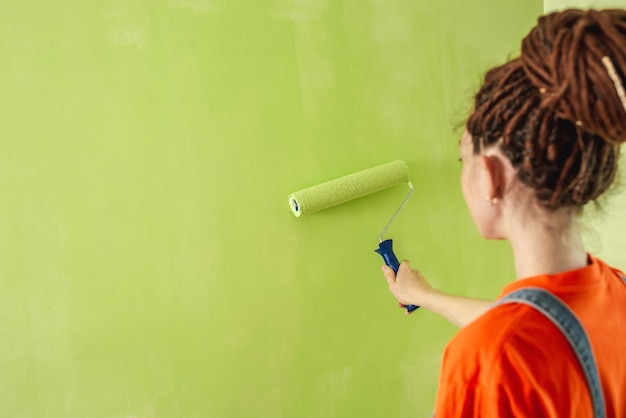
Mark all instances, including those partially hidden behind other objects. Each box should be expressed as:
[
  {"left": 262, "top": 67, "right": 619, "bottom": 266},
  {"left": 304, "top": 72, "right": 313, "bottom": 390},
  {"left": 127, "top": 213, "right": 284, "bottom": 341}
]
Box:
[{"left": 382, "top": 9, "right": 626, "bottom": 417}]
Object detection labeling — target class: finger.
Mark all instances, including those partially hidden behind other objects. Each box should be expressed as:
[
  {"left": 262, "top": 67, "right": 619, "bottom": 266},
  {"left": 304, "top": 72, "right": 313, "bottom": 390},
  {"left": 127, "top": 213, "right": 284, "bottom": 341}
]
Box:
[
  {"left": 398, "top": 260, "right": 411, "bottom": 274},
  {"left": 381, "top": 265, "right": 396, "bottom": 285}
]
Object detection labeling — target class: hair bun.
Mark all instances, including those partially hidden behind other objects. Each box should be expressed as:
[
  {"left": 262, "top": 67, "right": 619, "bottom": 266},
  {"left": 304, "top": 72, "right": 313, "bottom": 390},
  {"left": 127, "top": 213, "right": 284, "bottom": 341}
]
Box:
[{"left": 520, "top": 9, "right": 626, "bottom": 145}]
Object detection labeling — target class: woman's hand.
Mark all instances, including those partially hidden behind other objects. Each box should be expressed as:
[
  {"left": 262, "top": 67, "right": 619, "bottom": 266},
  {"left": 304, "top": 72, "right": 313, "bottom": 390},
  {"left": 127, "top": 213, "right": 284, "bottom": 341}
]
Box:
[{"left": 381, "top": 260, "right": 434, "bottom": 310}]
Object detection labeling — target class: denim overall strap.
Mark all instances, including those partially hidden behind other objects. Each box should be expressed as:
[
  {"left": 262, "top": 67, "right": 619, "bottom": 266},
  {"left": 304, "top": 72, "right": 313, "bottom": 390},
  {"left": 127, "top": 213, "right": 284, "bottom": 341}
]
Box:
[{"left": 496, "top": 287, "right": 606, "bottom": 418}]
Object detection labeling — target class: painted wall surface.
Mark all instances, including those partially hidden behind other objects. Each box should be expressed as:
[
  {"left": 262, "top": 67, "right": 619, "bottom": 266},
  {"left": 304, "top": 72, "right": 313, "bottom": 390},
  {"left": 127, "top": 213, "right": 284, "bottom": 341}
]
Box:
[
  {"left": 545, "top": 1, "right": 626, "bottom": 268},
  {"left": 0, "top": 1, "right": 541, "bottom": 417},
  {"left": 546, "top": 0, "right": 626, "bottom": 11}
]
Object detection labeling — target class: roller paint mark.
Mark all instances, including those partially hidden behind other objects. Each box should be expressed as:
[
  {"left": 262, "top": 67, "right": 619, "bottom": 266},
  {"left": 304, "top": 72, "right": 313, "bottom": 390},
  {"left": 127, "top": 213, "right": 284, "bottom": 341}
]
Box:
[
  {"left": 317, "top": 366, "right": 353, "bottom": 416},
  {"left": 270, "top": 0, "right": 328, "bottom": 21},
  {"left": 271, "top": 0, "right": 335, "bottom": 124},
  {"left": 169, "top": 0, "right": 220, "bottom": 14},
  {"left": 114, "top": 402, "right": 156, "bottom": 418},
  {"left": 107, "top": 25, "right": 146, "bottom": 49},
  {"left": 368, "top": 1, "right": 434, "bottom": 142}
]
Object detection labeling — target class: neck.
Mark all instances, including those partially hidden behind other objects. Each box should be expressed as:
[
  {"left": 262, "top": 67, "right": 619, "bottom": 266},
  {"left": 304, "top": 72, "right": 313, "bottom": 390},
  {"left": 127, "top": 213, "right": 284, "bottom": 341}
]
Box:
[{"left": 506, "top": 209, "right": 588, "bottom": 279}]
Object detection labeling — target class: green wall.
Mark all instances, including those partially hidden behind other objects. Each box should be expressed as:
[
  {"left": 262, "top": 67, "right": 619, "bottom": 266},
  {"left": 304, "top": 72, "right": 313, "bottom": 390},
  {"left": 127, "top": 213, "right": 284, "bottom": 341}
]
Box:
[
  {"left": 546, "top": 0, "right": 626, "bottom": 10},
  {"left": 0, "top": 1, "right": 541, "bottom": 417},
  {"left": 546, "top": 0, "right": 626, "bottom": 271}
]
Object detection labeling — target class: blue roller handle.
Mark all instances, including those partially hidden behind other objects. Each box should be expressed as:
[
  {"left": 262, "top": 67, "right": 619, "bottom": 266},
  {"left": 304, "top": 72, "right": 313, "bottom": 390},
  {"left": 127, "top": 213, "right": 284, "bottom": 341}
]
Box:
[{"left": 376, "top": 239, "right": 419, "bottom": 313}]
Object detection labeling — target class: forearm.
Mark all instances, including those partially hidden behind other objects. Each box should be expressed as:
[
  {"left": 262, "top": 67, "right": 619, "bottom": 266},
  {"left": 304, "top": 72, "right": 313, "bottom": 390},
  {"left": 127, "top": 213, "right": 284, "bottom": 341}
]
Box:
[
  {"left": 382, "top": 262, "right": 493, "bottom": 328},
  {"left": 420, "top": 290, "right": 493, "bottom": 328}
]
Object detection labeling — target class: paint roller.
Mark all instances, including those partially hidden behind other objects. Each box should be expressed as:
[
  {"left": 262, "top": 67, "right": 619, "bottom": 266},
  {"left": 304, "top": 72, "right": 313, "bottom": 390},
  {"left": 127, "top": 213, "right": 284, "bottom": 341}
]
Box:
[{"left": 288, "top": 160, "right": 419, "bottom": 313}]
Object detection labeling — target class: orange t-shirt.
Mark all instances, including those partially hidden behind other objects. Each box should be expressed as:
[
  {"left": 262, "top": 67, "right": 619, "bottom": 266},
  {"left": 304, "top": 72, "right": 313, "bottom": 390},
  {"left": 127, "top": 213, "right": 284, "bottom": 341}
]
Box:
[{"left": 434, "top": 256, "right": 626, "bottom": 417}]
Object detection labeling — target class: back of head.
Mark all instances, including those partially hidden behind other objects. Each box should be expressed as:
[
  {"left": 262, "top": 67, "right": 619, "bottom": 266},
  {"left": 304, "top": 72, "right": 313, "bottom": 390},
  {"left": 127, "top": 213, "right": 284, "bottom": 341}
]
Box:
[{"left": 467, "top": 9, "right": 626, "bottom": 210}]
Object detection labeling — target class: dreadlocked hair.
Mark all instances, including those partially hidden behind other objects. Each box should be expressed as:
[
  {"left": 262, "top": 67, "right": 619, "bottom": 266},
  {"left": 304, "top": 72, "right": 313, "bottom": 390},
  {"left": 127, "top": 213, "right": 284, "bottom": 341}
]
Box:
[{"left": 467, "top": 9, "right": 626, "bottom": 210}]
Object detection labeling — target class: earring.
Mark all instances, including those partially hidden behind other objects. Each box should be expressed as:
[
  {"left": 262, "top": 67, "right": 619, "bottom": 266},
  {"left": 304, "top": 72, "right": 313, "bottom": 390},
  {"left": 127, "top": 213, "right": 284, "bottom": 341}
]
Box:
[{"left": 486, "top": 195, "right": 498, "bottom": 207}]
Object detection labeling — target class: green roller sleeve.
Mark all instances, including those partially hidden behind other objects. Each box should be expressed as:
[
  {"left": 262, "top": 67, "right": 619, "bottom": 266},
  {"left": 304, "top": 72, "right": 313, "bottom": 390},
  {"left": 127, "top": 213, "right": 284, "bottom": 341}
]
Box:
[{"left": 288, "top": 161, "right": 410, "bottom": 217}]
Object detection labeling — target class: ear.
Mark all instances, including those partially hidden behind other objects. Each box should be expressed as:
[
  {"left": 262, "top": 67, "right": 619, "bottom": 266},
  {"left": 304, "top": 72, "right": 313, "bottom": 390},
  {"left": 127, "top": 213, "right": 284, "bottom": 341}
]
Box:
[{"left": 480, "top": 154, "right": 506, "bottom": 200}]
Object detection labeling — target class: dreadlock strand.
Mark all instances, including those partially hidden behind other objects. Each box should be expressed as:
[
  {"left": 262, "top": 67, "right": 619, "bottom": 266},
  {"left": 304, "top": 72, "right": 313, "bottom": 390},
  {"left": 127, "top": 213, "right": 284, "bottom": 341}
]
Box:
[{"left": 549, "top": 142, "right": 581, "bottom": 208}]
